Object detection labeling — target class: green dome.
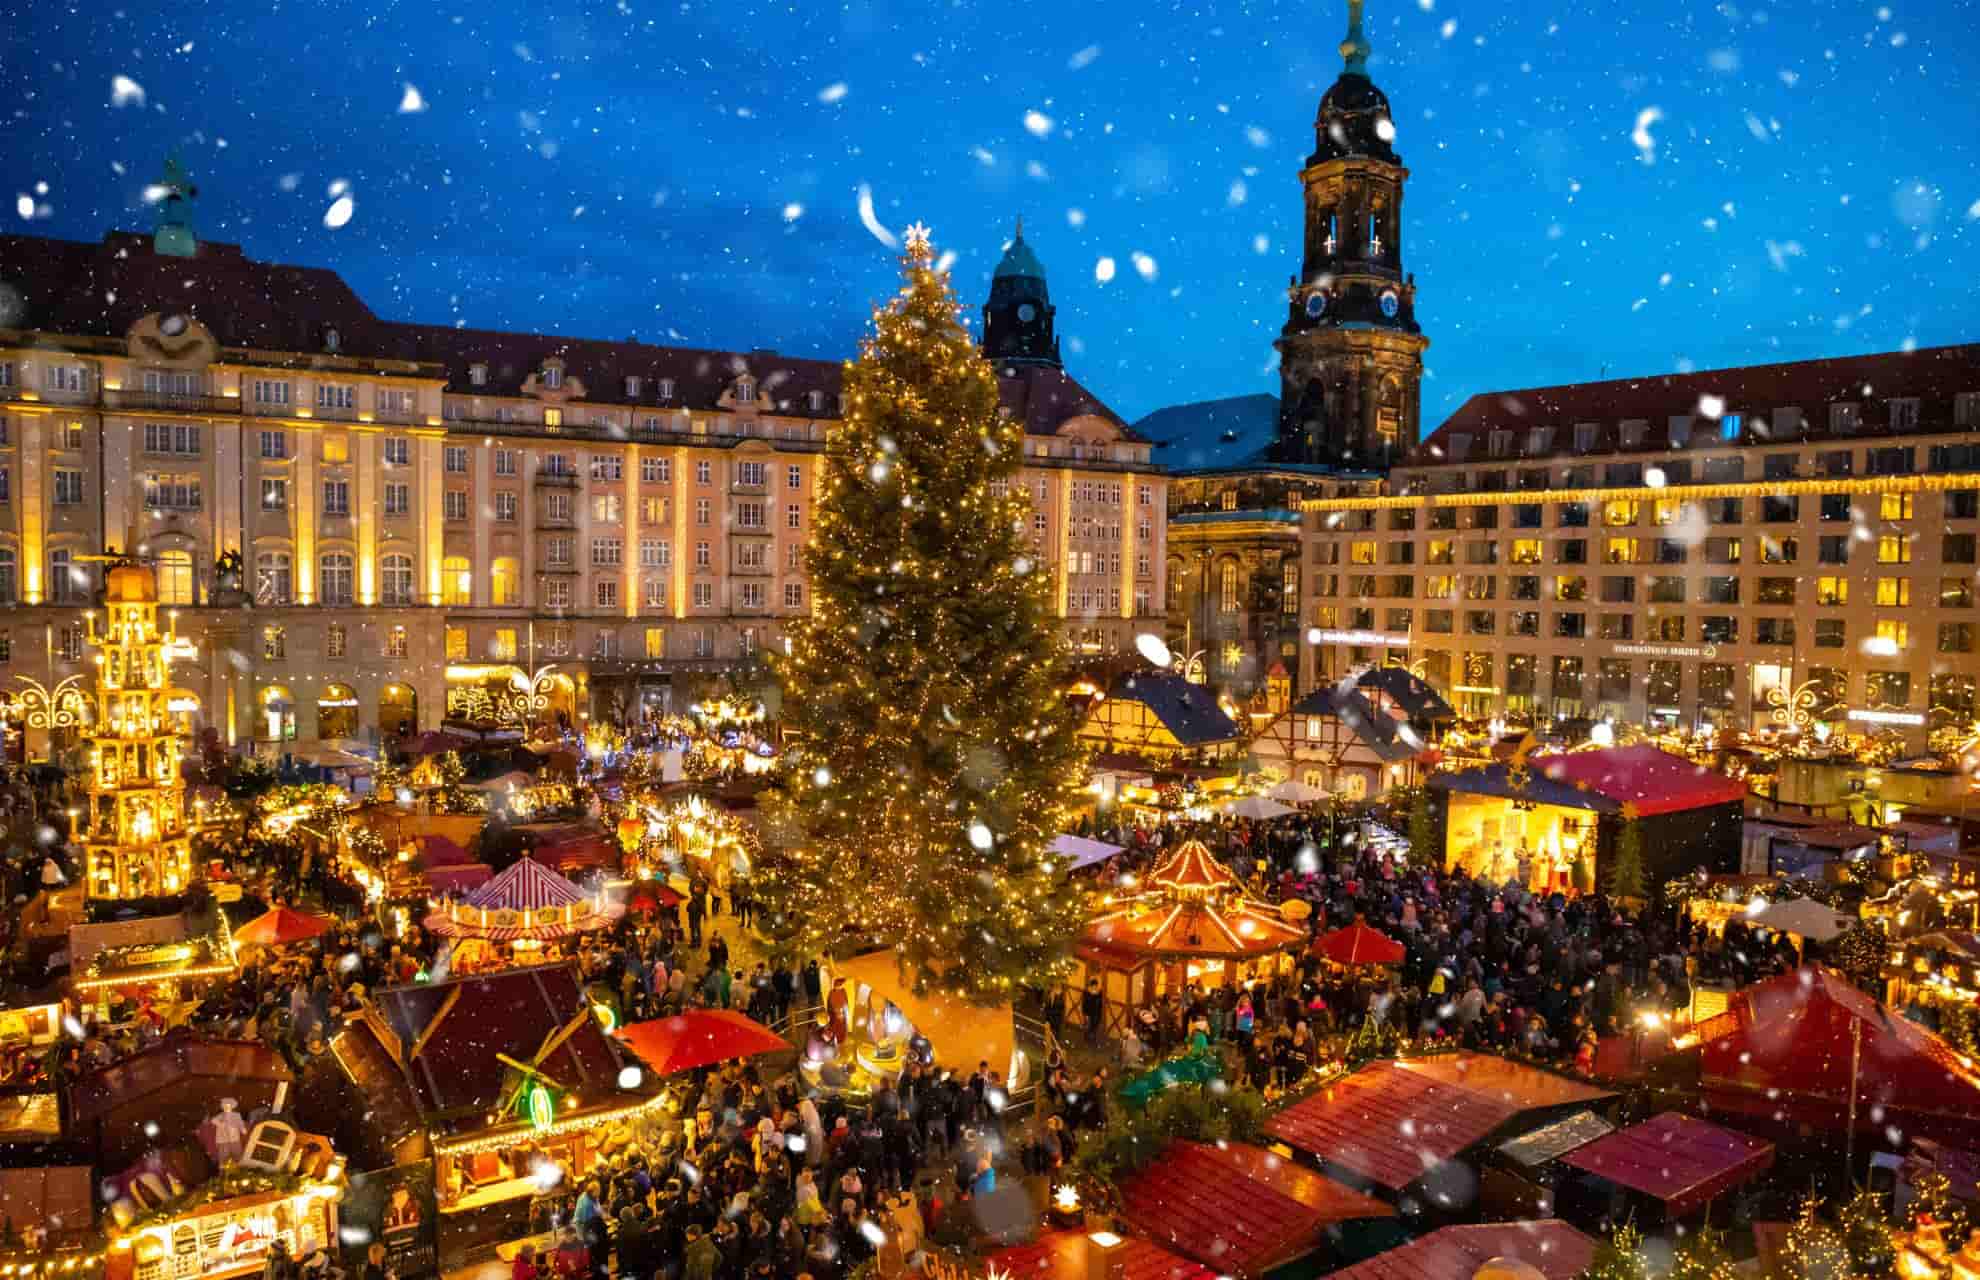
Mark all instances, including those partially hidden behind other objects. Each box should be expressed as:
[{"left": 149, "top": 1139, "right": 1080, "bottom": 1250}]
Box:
[{"left": 993, "top": 220, "right": 1047, "bottom": 280}]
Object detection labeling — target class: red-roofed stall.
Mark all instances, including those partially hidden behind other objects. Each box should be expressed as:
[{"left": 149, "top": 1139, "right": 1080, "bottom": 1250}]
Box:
[
  {"left": 1428, "top": 746, "right": 1745, "bottom": 894},
  {"left": 1116, "top": 1140, "right": 1393, "bottom": 1278},
  {"left": 1266, "top": 1055, "right": 1614, "bottom": 1197},
  {"left": 1697, "top": 965, "right": 1980, "bottom": 1145},
  {"left": 1325, "top": 1220, "right": 1597, "bottom": 1280},
  {"left": 991, "top": 1229, "right": 1216, "bottom": 1280},
  {"left": 1556, "top": 1111, "right": 1774, "bottom": 1218}
]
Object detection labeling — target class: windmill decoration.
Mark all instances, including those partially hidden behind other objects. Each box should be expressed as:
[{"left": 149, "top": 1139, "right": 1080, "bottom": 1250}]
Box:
[{"left": 494, "top": 1008, "right": 592, "bottom": 1133}]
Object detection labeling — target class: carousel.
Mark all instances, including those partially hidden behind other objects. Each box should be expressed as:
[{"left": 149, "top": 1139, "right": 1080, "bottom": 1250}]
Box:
[
  {"left": 1067, "top": 839, "right": 1307, "bottom": 1038},
  {"left": 422, "top": 858, "right": 624, "bottom": 974}
]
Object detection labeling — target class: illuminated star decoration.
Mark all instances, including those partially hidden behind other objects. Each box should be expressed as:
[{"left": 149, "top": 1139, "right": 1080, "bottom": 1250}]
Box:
[{"left": 902, "top": 221, "right": 934, "bottom": 258}]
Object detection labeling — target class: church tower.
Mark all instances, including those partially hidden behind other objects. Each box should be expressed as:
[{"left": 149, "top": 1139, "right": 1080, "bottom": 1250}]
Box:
[
  {"left": 981, "top": 219, "right": 1061, "bottom": 368},
  {"left": 152, "top": 154, "right": 198, "bottom": 259},
  {"left": 1272, "top": 0, "right": 1429, "bottom": 470}
]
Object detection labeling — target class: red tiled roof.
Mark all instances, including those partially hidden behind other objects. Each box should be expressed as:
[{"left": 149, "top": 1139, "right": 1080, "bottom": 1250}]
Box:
[
  {"left": 1326, "top": 1221, "right": 1597, "bottom": 1280},
  {"left": 1531, "top": 746, "right": 1748, "bottom": 817},
  {"left": 0, "top": 230, "right": 1133, "bottom": 437},
  {"left": 1557, "top": 1112, "right": 1774, "bottom": 1215},
  {"left": 1413, "top": 342, "right": 1980, "bottom": 465},
  {"left": 1118, "top": 1141, "right": 1387, "bottom": 1278},
  {"left": 990, "top": 1230, "right": 1215, "bottom": 1280},
  {"left": 1265, "top": 1056, "right": 1613, "bottom": 1191}
]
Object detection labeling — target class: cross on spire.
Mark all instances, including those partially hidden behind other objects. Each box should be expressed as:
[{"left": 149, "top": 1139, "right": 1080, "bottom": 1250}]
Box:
[{"left": 1341, "top": 0, "right": 1371, "bottom": 75}]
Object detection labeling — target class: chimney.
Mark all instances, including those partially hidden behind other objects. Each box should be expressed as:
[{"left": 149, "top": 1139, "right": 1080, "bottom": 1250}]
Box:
[{"left": 1084, "top": 1231, "right": 1129, "bottom": 1280}]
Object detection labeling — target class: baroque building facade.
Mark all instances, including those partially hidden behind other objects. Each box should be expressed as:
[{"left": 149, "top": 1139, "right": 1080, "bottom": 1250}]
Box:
[
  {"left": 1139, "top": 0, "right": 1424, "bottom": 698},
  {"left": 0, "top": 196, "right": 1164, "bottom": 749},
  {"left": 1299, "top": 344, "right": 1980, "bottom": 741}
]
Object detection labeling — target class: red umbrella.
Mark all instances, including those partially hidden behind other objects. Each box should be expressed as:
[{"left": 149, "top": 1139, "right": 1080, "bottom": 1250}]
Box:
[
  {"left": 630, "top": 885, "right": 684, "bottom": 913},
  {"left": 1312, "top": 922, "right": 1405, "bottom": 966},
  {"left": 234, "top": 905, "right": 334, "bottom": 946},
  {"left": 616, "top": 1010, "right": 788, "bottom": 1074}
]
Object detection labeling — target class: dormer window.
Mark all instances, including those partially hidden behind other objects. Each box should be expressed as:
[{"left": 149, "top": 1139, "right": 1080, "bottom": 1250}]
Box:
[
  {"left": 1668, "top": 415, "right": 1693, "bottom": 447},
  {"left": 469, "top": 362, "right": 487, "bottom": 387},
  {"left": 543, "top": 365, "right": 563, "bottom": 390},
  {"left": 735, "top": 378, "right": 755, "bottom": 404},
  {"left": 808, "top": 390, "right": 825, "bottom": 413},
  {"left": 625, "top": 375, "right": 641, "bottom": 398},
  {"left": 1619, "top": 420, "right": 1647, "bottom": 449},
  {"left": 658, "top": 378, "right": 675, "bottom": 401},
  {"left": 1525, "top": 427, "right": 1553, "bottom": 454},
  {"left": 837, "top": 394, "right": 850, "bottom": 416},
  {"left": 1890, "top": 397, "right": 1921, "bottom": 431},
  {"left": 1445, "top": 433, "right": 1471, "bottom": 461},
  {"left": 1488, "top": 430, "right": 1513, "bottom": 456},
  {"left": 1573, "top": 423, "right": 1598, "bottom": 452},
  {"left": 323, "top": 328, "right": 340, "bottom": 353},
  {"left": 1831, "top": 402, "right": 1861, "bottom": 434}
]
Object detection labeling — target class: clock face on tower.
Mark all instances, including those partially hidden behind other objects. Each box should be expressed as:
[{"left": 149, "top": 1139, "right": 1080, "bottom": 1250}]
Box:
[
  {"left": 1379, "top": 290, "right": 1401, "bottom": 319},
  {"left": 1304, "top": 292, "right": 1328, "bottom": 319},
  {"left": 1017, "top": 303, "right": 1036, "bottom": 322}
]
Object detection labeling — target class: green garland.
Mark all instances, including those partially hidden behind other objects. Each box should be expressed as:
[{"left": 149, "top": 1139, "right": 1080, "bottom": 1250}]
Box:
[{"left": 114, "top": 1166, "right": 312, "bottom": 1238}]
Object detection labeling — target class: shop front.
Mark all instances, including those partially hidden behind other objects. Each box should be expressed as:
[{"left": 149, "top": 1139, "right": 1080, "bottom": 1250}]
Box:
[{"left": 110, "top": 1176, "right": 343, "bottom": 1280}]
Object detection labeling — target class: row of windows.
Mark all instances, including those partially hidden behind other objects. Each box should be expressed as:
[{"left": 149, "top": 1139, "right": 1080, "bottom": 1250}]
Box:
[
  {"left": 1319, "top": 573, "right": 1976, "bottom": 607},
  {"left": 1328, "top": 489, "right": 1980, "bottom": 537},
  {"left": 1313, "top": 602, "right": 1952, "bottom": 652},
  {"left": 1442, "top": 397, "right": 1980, "bottom": 465},
  {"left": 1329, "top": 531, "right": 1928, "bottom": 570}
]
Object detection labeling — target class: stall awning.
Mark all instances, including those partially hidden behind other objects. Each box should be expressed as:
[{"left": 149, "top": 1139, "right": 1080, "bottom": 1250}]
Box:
[
  {"left": 1497, "top": 1111, "right": 1615, "bottom": 1168},
  {"left": 1051, "top": 834, "right": 1126, "bottom": 872},
  {"left": 1743, "top": 896, "right": 1856, "bottom": 942},
  {"left": 1532, "top": 746, "right": 1748, "bottom": 817},
  {"left": 1325, "top": 1220, "right": 1596, "bottom": 1280},
  {"left": 1558, "top": 1112, "right": 1774, "bottom": 1216}
]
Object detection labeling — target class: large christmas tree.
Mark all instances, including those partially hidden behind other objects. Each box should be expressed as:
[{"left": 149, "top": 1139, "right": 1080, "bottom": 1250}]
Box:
[{"left": 757, "top": 224, "right": 1088, "bottom": 1002}]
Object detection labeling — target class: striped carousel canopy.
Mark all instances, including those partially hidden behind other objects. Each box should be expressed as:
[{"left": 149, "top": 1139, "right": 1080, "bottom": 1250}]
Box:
[
  {"left": 465, "top": 857, "right": 589, "bottom": 912},
  {"left": 423, "top": 856, "right": 622, "bottom": 941}
]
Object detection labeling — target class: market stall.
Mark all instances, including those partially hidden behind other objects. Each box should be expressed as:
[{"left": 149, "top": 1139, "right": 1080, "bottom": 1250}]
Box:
[
  {"left": 627, "top": 794, "right": 758, "bottom": 895},
  {"left": 422, "top": 857, "right": 624, "bottom": 974},
  {"left": 105, "top": 1132, "right": 346, "bottom": 1280},
  {"left": 1066, "top": 839, "right": 1306, "bottom": 1039},
  {"left": 308, "top": 962, "right": 666, "bottom": 1267},
  {"left": 1428, "top": 746, "right": 1745, "bottom": 893},
  {"left": 1115, "top": 1140, "right": 1394, "bottom": 1279},
  {"left": 1322, "top": 1220, "right": 1596, "bottom": 1280},
  {"left": 67, "top": 910, "right": 238, "bottom": 1023},
  {"left": 1554, "top": 1111, "right": 1774, "bottom": 1222}
]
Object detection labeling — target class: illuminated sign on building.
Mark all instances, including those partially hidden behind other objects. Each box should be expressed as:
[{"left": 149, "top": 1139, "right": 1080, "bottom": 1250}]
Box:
[
  {"left": 1610, "top": 643, "right": 1720, "bottom": 659},
  {"left": 1846, "top": 708, "right": 1926, "bottom": 727},
  {"left": 1305, "top": 628, "right": 1410, "bottom": 647}
]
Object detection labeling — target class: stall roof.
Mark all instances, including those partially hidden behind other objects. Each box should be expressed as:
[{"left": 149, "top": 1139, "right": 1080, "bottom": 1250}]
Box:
[
  {"left": 1497, "top": 1111, "right": 1616, "bottom": 1167},
  {"left": 71, "top": 1037, "right": 292, "bottom": 1121},
  {"left": 1325, "top": 1220, "right": 1597, "bottom": 1280},
  {"left": 0, "top": 1093, "right": 63, "bottom": 1144},
  {"left": 990, "top": 1230, "right": 1215, "bottom": 1280},
  {"left": 0, "top": 1167, "right": 93, "bottom": 1245},
  {"left": 1266, "top": 1056, "right": 1615, "bottom": 1191},
  {"left": 1698, "top": 966, "right": 1980, "bottom": 1144},
  {"left": 360, "top": 961, "right": 635, "bottom": 1133},
  {"left": 1118, "top": 1140, "right": 1391, "bottom": 1278},
  {"left": 1558, "top": 1112, "right": 1775, "bottom": 1216},
  {"left": 1051, "top": 834, "right": 1126, "bottom": 872},
  {"left": 1534, "top": 746, "right": 1749, "bottom": 817},
  {"left": 1110, "top": 674, "right": 1243, "bottom": 746},
  {"left": 68, "top": 910, "right": 232, "bottom": 985}
]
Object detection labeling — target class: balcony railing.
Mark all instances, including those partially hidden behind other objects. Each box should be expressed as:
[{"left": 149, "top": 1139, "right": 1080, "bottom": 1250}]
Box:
[
  {"left": 534, "top": 472, "right": 580, "bottom": 488},
  {"left": 103, "top": 389, "right": 240, "bottom": 415}
]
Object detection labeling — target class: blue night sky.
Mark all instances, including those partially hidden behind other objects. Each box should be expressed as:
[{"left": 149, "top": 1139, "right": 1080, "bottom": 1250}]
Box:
[{"left": 6, "top": 0, "right": 1979, "bottom": 424}]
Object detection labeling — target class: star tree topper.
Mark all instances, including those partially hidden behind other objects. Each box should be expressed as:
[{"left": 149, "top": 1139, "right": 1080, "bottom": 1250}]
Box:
[{"left": 902, "top": 221, "right": 933, "bottom": 259}]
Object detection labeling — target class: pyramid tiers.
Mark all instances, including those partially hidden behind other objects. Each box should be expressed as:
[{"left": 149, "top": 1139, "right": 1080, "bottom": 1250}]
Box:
[{"left": 423, "top": 856, "right": 624, "bottom": 940}]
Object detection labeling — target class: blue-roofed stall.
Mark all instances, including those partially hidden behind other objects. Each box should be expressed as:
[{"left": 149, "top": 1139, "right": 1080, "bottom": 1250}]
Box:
[
  {"left": 1252, "top": 665, "right": 1454, "bottom": 801},
  {"left": 1079, "top": 673, "right": 1245, "bottom": 765}
]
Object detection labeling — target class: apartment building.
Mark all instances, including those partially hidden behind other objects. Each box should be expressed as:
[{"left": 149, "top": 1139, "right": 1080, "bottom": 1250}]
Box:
[
  {"left": 0, "top": 198, "right": 1164, "bottom": 748},
  {"left": 1301, "top": 343, "right": 1980, "bottom": 741}
]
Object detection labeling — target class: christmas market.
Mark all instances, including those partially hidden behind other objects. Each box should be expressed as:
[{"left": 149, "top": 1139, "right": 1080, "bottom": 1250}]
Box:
[{"left": 8, "top": 15, "right": 1980, "bottom": 1280}]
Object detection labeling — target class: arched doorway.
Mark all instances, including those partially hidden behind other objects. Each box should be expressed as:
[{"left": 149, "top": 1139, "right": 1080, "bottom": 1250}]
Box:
[
  {"left": 380, "top": 683, "right": 418, "bottom": 738},
  {"left": 317, "top": 683, "right": 359, "bottom": 739},
  {"left": 261, "top": 686, "right": 296, "bottom": 742}
]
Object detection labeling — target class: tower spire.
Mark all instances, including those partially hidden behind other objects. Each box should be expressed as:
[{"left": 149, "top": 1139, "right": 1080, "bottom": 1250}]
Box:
[
  {"left": 1340, "top": 0, "right": 1371, "bottom": 76},
  {"left": 1014, "top": 214, "right": 1024, "bottom": 240}
]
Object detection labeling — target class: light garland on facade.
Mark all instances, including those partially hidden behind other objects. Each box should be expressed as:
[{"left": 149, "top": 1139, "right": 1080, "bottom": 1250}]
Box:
[{"left": 1303, "top": 469, "right": 1980, "bottom": 513}]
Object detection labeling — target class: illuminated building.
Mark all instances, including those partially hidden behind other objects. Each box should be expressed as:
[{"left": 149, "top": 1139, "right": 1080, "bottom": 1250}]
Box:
[
  {"left": 1300, "top": 342, "right": 1980, "bottom": 737},
  {"left": 1138, "top": 0, "right": 1425, "bottom": 695},
  {"left": 0, "top": 172, "right": 1165, "bottom": 748},
  {"left": 81, "top": 560, "right": 195, "bottom": 899}
]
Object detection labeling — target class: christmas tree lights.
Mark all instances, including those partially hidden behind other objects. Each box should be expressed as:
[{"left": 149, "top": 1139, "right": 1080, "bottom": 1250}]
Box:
[
  {"left": 81, "top": 561, "right": 195, "bottom": 899},
  {"left": 756, "top": 223, "right": 1088, "bottom": 1001}
]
